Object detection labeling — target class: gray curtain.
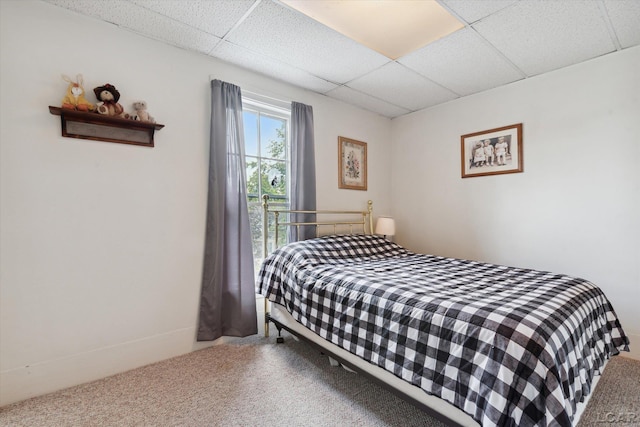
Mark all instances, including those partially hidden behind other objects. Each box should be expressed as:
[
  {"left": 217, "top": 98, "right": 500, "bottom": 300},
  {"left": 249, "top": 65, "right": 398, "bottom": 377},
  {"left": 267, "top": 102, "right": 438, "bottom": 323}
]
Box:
[
  {"left": 198, "top": 80, "right": 257, "bottom": 341},
  {"left": 289, "top": 102, "right": 316, "bottom": 241}
]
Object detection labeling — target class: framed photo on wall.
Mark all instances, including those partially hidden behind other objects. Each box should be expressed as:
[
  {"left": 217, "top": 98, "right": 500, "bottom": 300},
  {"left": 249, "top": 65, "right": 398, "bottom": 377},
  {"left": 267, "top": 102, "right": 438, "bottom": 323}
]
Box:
[
  {"left": 461, "top": 123, "right": 523, "bottom": 178},
  {"left": 338, "top": 136, "right": 367, "bottom": 190}
]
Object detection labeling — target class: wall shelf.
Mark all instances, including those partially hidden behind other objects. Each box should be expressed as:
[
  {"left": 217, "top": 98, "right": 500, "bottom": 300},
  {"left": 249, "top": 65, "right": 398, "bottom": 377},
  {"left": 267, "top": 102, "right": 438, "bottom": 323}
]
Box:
[{"left": 49, "top": 106, "right": 164, "bottom": 147}]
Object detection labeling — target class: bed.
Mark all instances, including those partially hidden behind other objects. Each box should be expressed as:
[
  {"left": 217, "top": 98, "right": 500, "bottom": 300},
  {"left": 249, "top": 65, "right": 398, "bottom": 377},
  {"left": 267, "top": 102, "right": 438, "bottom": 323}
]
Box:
[{"left": 256, "top": 197, "right": 629, "bottom": 427}]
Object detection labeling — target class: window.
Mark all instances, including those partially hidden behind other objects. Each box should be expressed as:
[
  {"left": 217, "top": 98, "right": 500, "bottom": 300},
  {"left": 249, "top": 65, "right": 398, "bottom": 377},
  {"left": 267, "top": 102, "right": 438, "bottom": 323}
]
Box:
[{"left": 242, "top": 97, "right": 290, "bottom": 272}]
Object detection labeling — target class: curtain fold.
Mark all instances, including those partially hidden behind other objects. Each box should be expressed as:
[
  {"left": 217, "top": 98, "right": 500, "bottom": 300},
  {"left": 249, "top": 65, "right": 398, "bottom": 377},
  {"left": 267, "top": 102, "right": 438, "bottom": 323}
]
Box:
[
  {"left": 198, "top": 80, "right": 257, "bottom": 341},
  {"left": 289, "top": 102, "right": 317, "bottom": 241}
]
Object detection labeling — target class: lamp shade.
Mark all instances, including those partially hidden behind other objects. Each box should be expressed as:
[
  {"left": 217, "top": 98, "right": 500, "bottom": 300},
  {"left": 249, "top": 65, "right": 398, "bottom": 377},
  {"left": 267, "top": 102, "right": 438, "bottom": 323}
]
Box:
[{"left": 375, "top": 217, "right": 395, "bottom": 236}]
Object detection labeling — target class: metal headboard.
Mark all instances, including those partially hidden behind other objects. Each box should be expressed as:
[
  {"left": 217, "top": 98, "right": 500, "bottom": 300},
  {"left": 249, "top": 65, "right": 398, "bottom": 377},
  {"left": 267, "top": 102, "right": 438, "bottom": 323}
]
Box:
[
  {"left": 261, "top": 194, "right": 374, "bottom": 258},
  {"left": 260, "top": 194, "right": 374, "bottom": 337}
]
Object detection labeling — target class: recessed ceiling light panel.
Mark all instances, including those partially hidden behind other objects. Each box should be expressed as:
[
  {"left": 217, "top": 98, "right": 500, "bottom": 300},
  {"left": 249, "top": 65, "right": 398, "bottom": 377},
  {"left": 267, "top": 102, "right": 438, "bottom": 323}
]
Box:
[{"left": 281, "top": 0, "right": 464, "bottom": 59}]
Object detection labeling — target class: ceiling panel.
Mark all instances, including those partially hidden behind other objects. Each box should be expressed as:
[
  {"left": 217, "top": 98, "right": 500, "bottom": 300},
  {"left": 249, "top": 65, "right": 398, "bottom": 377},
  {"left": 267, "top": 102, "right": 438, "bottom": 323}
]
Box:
[
  {"left": 472, "top": 1, "right": 617, "bottom": 77},
  {"left": 399, "top": 28, "right": 524, "bottom": 97},
  {"left": 134, "top": 17, "right": 222, "bottom": 55},
  {"left": 213, "top": 41, "right": 338, "bottom": 94},
  {"left": 44, "top": 0, "right": 150, "bottom": 28},
  {"left": 346, "top": 62, "right": 458, "bottom": 111},
  {"left": 226, "top": 0, "right": 391, "bottom": 84},
  {"left": 439, "top": 0, "right": 518, "bottom": 24},
  {"left": 44, "top": 0, "right": 129, "bottom": 18},
  {"left": 129, "top": 0, "right": 256, "bottom": 38},
  {"left": 325, "top": 86, "right": 411, "bottom": 118},
  {"left": 604, "top": 0, "right": 640, "bottom": 48},
  {"left": 45, "top": 0, "right": 222, "bottom": 55}
]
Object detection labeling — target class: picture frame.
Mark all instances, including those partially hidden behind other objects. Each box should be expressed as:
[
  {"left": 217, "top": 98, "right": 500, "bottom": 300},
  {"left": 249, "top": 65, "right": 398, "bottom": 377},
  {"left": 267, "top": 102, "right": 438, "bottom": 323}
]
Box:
[
  {"left": 461, "top": 123, "right": 523, "bottom": 178},
  {"left": 338, "top": 136, "right": 367, "bottom": 190}
]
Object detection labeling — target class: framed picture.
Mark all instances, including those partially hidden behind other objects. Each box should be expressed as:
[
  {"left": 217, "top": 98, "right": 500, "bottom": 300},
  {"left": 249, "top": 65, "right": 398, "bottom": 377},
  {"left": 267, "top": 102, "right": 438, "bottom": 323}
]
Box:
[
  {"left": 461, "top": 123, "right": 523, "bottom": 178},
  {"left": 338, "top": 136, "right": 367, "bottom": 190}
]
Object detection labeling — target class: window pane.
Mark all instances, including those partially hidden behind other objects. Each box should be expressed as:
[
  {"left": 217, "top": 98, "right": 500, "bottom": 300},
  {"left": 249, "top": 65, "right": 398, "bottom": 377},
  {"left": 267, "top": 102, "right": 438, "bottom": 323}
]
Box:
[
  {"left": 261, "top": 160, "right": 286, "bottom": 197},
  {"left": 247, "top": 201, "right": 264, "bottom": 273},
  {"left": 266, "top": 206, "right": 289, "bottom": 254},
  {"left": 243, "top": 111, "right": 258, "bottom": 157},
  {"left": 273, "top": 209, "right": 289, "bottom": 249},
  {"left": 248, "top": 202, "right": 289, "bottom": 271},
  {"left": 260, "top": 115, "right": 286, "bottom": 160},
  {"left": 246, "top": 156, "right": 259, "bottom": 196},
  {"left": 242, "top": 98, "right": 290, "bottom": 273}
]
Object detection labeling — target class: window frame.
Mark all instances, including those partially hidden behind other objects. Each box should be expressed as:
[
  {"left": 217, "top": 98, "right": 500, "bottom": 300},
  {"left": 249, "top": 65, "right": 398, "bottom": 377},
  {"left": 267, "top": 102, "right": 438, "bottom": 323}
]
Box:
[{"left": 242, "top": 95, "right": 291, "bottom": 271}]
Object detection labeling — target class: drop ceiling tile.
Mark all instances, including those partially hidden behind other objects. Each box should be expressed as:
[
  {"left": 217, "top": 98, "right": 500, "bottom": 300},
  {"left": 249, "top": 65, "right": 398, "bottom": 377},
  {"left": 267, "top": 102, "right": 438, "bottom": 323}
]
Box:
[
  {"left": 399, "top": 28, "right": 523, "bottom": 96},
  {"left": 346, "top": 62, "right": 458, "bottom": 111},
  {"left": 472, "top": 1, "right": 617, "bottom": 77},
  {"left": 44, "top": 0, "right": 221, "bottom": 54},
  {"left": 604, "top": 0, "right": 640, "bottom": 48},
  {"left": 213, "top": 41, "right": 338, "bottom": 94},
  {"left": 134, "top": 17, "right": 222, "bottom": 55},
  {"left": 226, "top": 0, "right": 390, "bottom": 84},
  {"left": 44, "top": 0, "right": 130, "bottom": 17},
  {"left": 325, "top": 86, "right": 411, "bottom": 118},
  {"left": 439, "top": 0, "right": 518, "bottom": 24},
  {"left": 129, "top": 0, "right": 255, "bottom": 38}
]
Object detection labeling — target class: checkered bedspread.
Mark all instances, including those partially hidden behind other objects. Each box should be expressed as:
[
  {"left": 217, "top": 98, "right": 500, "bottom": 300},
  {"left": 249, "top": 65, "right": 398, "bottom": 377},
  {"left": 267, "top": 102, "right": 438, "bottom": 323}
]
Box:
[{"left": 257, "top": 234, "right": 629, "bottom": 427}]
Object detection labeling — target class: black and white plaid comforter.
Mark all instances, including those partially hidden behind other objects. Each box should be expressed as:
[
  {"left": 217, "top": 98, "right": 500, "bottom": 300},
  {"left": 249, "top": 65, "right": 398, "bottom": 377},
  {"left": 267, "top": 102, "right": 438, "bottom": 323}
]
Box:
[{"left": 257, "top": 234, "right": 629, "bottom": 427}]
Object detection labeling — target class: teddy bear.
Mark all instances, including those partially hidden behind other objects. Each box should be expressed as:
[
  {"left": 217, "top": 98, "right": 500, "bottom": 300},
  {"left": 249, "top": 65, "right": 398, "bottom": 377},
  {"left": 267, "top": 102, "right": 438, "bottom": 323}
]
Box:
[
  {"left": 61, "top": 74, "right": 95, "bottom": 112},
  {"left": 131, "top": 101, "right": 155, "bottom": 123},
  {"left": 93, "top": 84, "right": 124, "bottom": 117}
]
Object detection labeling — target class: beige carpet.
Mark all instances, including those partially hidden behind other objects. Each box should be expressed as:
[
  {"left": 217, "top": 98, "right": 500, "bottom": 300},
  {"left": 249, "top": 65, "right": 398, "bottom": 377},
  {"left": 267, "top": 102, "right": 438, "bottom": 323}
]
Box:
[
  {"left": 1, "top": 333, "right": 637, "bottom": 426},
  {"left": 577, "top": 355, "right": 640, "bottom": 426}
]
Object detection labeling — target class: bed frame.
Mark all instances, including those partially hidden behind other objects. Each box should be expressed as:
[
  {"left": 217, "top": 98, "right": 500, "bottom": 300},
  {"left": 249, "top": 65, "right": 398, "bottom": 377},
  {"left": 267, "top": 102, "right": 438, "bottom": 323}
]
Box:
[
  {"left": 260, "top": 194, "right": 374, "bottom": 339},
  {"left": 258, "top": 195, "right": 598, "bottom": 427},
  {"left": 259, "top": 195, "right": 478, "bottom": 426}
]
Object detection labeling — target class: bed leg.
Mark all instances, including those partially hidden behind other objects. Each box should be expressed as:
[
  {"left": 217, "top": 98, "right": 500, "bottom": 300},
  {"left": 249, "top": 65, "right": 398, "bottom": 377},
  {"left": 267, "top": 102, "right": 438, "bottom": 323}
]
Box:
[
  {"left": 264, "top": 298, "right": 270, "bottom": 338},
  {"left": 275, "top": 324, "right": 285, "bottom": 344}
]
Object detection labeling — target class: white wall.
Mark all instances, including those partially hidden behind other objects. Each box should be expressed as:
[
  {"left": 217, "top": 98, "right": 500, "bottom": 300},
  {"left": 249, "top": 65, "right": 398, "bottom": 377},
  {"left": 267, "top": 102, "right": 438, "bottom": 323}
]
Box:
[
  {"left": 391, "top": 46, "right": 640, "bottom": 360},
  {"left": 0, "top": 1, "right": 391, "bottom": 405}
]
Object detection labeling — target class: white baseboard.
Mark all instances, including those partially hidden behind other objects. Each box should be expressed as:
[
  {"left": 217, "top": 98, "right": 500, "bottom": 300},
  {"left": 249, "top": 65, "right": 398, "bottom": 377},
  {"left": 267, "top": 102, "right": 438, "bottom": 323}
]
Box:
[{"left": 1, "top": 327, "right": 196, "bottom": 406}]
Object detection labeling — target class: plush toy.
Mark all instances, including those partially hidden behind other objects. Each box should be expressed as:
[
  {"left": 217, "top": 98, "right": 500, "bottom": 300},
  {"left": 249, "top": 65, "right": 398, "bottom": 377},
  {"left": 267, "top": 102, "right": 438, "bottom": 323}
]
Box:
[
  {"left": 61, "top": 74, "right": 95, "bottom": 112},
  {"left": 93, "top": 84, "right": 124, "bottom": 117},
  {"left": 131, "top": 101, "right": 155, "bottom": 123}
]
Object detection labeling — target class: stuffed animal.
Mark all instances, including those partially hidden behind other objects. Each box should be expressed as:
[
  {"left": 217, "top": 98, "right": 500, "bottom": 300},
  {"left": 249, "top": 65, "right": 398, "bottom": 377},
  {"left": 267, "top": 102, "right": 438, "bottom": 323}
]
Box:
[
  {"left": 131, "top": 101, "right": 155, "bottom": 123},
  {"left": 93, "top": 84, "right": 124, "bottom": 117},
  {"left": 61, "top": 74, "right": 95, "bottom": 112}
]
